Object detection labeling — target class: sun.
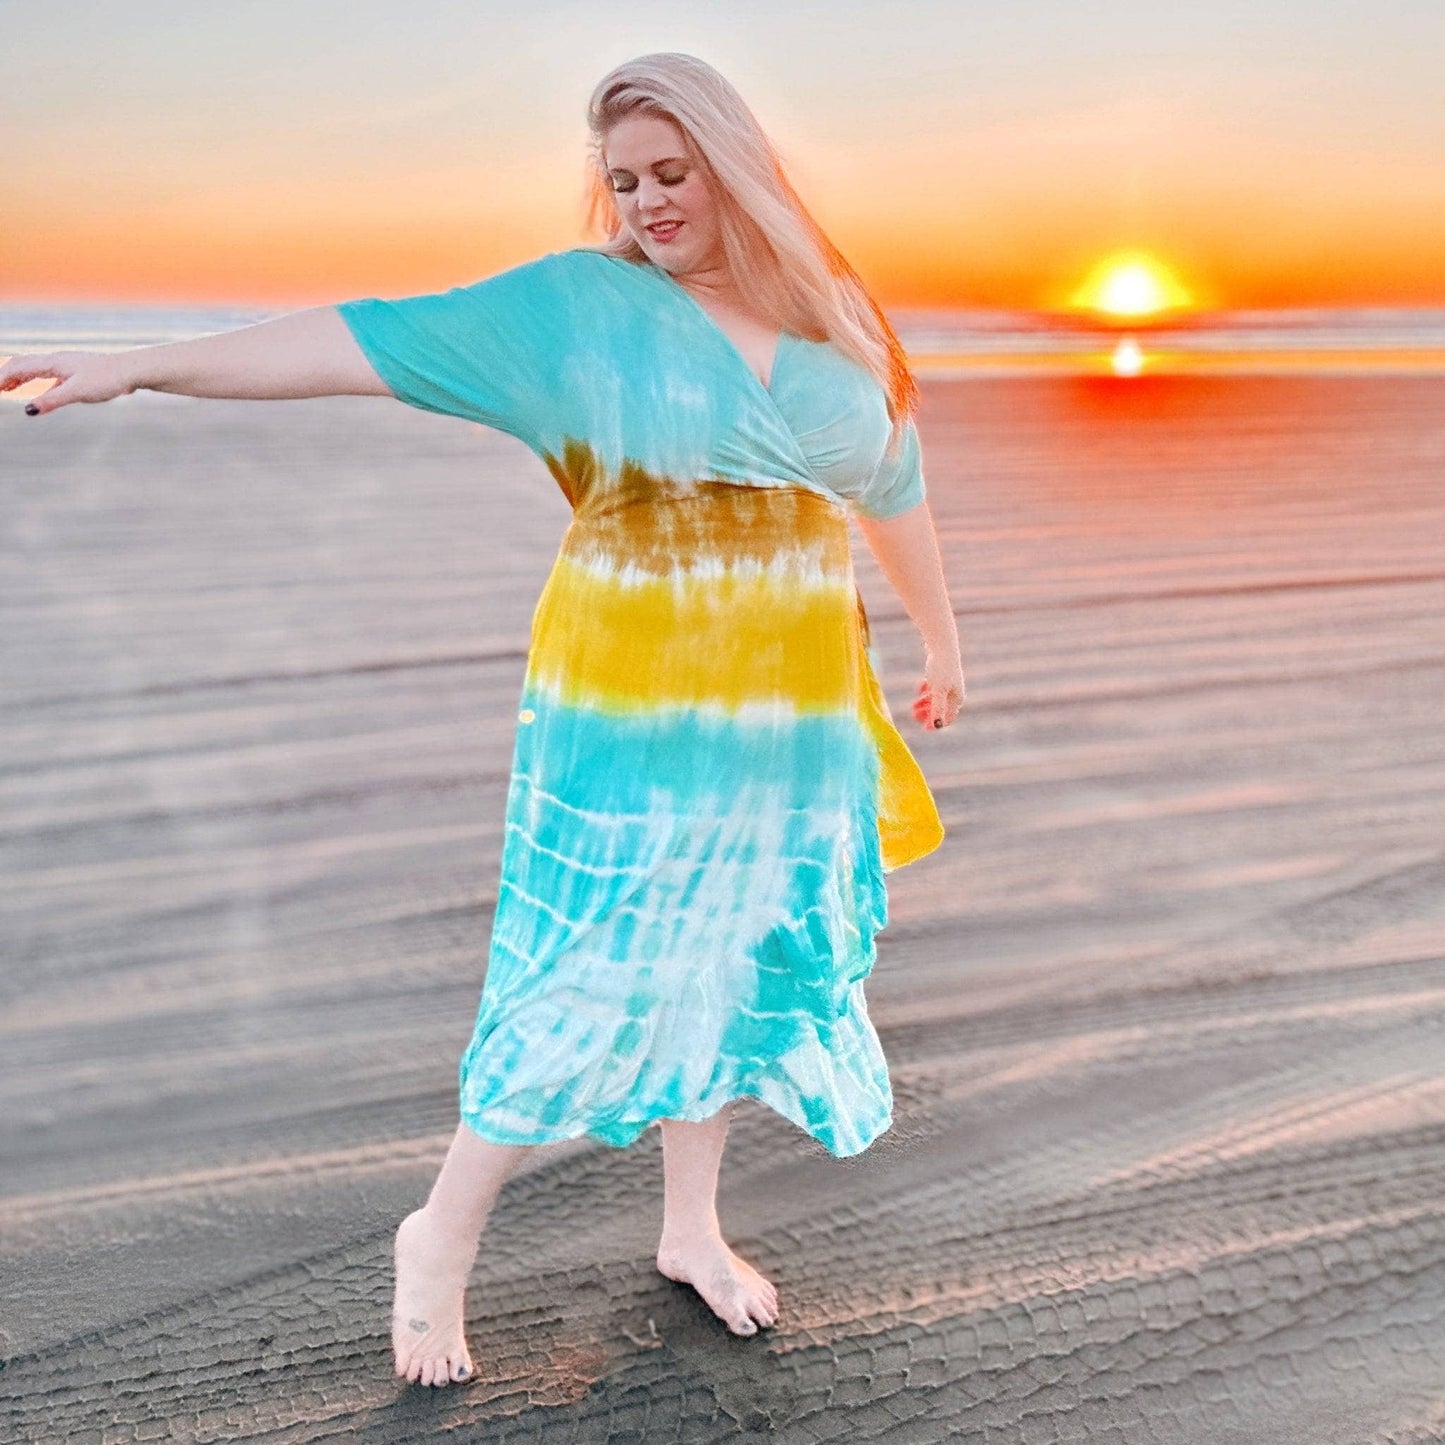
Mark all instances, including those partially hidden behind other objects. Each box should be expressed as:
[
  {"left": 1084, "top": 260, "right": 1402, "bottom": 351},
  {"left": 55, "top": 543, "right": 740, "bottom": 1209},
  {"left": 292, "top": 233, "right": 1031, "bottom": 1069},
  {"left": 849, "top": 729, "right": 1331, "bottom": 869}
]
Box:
[{"left": 1067, "top": 250, "right": 1195, "bottom": 318}]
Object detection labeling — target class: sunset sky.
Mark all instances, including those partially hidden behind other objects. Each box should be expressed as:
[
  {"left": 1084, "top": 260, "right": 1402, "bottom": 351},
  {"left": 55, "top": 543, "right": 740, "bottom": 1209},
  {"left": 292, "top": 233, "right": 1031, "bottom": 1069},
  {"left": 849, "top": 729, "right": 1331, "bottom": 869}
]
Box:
[{"left": 3, "top": 0, "right": 1441, "bottom": 311}]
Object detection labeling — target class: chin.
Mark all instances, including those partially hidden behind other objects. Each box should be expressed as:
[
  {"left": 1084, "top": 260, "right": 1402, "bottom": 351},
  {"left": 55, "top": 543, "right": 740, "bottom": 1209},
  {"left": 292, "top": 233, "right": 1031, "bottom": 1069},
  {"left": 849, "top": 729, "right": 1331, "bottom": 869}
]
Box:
[{"left": 636, "top": 233, "right": 693, "bottom": 270}]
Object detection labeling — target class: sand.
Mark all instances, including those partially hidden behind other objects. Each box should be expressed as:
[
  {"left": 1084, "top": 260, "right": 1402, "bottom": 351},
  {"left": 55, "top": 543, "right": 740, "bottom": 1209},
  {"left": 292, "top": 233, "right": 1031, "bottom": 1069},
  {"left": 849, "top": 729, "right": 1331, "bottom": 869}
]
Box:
[{"left": 2, "top": 374, "right": 1442, "bottom": 1442}]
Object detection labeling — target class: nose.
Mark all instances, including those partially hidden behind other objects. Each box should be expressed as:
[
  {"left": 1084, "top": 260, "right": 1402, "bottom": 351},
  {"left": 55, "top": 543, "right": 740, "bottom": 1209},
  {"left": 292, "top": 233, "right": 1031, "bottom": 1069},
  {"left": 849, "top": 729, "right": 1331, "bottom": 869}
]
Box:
[{"left": 634, "top": 177, "right": 670, "bottom": 212}]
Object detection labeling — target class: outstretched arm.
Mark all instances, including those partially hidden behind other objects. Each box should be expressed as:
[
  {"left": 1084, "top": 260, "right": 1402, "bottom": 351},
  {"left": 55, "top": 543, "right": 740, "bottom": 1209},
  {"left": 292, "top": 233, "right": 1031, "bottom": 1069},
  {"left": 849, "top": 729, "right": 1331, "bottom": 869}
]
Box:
[
  {"left": 854, "top": 499, "right": 967, "bottom": 731},
  {"left": 2, "top": 305, "right": 389, "bottom": 415}
]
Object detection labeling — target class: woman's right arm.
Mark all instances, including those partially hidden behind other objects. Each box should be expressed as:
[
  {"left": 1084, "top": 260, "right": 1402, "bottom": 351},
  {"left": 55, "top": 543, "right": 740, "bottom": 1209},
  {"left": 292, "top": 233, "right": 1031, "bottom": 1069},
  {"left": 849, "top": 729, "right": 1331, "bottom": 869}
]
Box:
[{"left": 1, "top": 305, "right": 389, "bottom": 416}]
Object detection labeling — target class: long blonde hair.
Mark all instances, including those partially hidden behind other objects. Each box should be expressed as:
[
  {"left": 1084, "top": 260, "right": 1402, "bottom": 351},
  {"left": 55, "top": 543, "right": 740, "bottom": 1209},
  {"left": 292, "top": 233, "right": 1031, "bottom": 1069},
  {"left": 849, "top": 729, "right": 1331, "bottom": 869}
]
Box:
[{"left": 581, "top": 52, "right": 918, "bottom": 444}]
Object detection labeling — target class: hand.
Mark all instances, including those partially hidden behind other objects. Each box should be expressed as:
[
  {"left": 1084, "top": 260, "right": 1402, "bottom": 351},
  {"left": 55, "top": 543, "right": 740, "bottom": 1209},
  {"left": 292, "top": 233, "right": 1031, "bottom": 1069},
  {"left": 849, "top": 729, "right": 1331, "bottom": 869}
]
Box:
[
  {"left": 912, "top": 646, "right": 966, "bottom": 731},
  {"left": 1, "top": 351, "right": 137, "bottom": 416}
]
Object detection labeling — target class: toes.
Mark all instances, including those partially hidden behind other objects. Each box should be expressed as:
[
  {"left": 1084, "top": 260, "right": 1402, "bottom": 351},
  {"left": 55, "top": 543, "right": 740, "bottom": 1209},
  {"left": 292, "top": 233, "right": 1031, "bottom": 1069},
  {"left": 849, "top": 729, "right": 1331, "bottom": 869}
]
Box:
[
  {"left": 739, "top": 1268, "right": 778, "bottom": 1320},
  {"left": 741, "top": 1262, "right": 777, "bottom": 1303},
  {"left": 451, "top": 1355, "right": 473, "bottom": 1383},
  {"left": 752, "top": 1285, "right": 778, "bottom": 1326}
]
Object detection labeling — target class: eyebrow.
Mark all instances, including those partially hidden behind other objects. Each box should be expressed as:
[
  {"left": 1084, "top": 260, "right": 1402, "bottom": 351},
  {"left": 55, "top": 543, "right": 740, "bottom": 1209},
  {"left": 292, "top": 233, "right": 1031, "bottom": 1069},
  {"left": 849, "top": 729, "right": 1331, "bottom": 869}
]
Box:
[{"left": 606, "top": 156, "right": 690, "bottom": 175}]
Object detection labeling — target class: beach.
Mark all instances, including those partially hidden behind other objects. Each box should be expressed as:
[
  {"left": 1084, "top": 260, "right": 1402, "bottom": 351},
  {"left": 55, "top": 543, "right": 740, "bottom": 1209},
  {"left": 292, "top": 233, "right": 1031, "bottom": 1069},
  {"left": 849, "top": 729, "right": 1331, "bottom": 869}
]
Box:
[{"left": 3, "top": 373, "right": 1443, "bottom": 1441}]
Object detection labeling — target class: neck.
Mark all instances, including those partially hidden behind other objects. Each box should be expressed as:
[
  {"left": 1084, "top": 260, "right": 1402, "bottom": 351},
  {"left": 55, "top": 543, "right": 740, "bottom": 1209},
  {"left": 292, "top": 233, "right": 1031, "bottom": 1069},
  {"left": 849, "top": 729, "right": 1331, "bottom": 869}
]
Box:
[{"left": 664, "top": 253, "right": 736, "bottom": 302}]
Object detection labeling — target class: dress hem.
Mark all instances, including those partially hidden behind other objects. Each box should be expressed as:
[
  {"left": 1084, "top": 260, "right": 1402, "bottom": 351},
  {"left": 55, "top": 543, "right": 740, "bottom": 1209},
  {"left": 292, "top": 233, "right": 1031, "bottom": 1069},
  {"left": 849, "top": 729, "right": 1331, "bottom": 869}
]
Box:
[{"left": 458, "top": 1087, "right": 892, "bottom": 1161}]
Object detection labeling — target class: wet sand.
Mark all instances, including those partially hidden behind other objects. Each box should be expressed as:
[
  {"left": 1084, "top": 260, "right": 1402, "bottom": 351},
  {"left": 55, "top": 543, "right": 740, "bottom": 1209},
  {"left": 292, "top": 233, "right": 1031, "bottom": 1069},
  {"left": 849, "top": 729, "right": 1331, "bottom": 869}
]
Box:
[{"left": 2, "top": 375, "right": 1443, "bottom": 1442}]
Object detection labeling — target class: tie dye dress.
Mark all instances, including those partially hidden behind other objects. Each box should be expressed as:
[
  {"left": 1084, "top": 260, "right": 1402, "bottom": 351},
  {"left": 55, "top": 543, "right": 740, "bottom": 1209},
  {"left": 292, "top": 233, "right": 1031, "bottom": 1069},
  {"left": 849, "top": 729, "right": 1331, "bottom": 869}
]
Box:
[{"left": 336, "top": 246, "right": 944, "bottom": 1158}]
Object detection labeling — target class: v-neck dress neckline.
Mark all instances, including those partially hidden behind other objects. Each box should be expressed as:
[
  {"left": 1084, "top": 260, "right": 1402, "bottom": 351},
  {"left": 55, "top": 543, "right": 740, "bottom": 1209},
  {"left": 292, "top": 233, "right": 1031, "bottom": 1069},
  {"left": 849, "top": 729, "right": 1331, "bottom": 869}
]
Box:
[{"left": 641, "top": 258, "right": 792, "bottom": 399}]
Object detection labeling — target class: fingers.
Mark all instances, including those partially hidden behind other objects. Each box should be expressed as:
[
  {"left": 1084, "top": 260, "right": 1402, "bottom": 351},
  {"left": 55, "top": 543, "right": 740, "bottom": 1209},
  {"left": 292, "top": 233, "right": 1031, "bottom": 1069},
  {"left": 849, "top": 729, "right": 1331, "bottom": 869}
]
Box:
[
  {"left": 0, "top": 355, "right": 60, "bottom": 392},
  {"left": 1, "top": 355, "right": 64, "bottom": 415},
  {"left": 21, "top": 386, "right": 66, "bottom": 416},
  {"left": 914, "top": 679, "right": 965, "bottom": 730}
]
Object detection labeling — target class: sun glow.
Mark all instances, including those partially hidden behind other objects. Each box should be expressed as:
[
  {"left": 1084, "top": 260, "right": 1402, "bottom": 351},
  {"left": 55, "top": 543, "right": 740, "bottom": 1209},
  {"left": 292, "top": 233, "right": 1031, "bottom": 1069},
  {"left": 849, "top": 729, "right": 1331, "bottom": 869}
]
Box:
[
  {"left": 1111, "top": 337, "right": 1145, "bottom": 375},
  {"left": 1068, "top": 250, "right": 1195, "bottom": 318}
]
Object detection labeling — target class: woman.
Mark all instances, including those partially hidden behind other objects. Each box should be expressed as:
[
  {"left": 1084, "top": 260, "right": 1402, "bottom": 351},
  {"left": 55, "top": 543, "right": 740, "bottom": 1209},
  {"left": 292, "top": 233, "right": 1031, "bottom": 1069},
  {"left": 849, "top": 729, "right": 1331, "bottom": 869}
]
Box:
[{"left": 2, "top": 53, "right": 965, "bottom": 1386}]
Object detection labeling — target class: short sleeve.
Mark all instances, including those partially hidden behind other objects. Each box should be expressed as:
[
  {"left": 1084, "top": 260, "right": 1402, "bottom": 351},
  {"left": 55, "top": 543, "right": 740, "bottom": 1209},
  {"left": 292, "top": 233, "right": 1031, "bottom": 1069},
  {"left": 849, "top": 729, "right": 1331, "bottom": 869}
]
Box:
[
  {"left": 335, "top": 251, "right": 576, "bottom": 452},
  {"left": 850, "top": 416, "right": 927, "bottom": 521}
]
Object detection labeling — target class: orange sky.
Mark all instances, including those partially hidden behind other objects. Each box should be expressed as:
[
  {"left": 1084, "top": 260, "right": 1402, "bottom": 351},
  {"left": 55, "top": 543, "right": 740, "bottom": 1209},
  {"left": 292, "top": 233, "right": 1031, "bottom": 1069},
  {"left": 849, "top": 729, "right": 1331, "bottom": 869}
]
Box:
[{"left": 3, "top": 2, "right": 1442, "bottom": 310}]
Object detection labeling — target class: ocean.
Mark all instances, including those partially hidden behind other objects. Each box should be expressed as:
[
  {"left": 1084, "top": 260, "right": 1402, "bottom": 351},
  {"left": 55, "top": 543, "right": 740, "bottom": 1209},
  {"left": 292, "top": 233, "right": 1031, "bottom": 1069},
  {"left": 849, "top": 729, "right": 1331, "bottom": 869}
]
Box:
[{"left": 4, "top": 302, "right": 1445, "bottom": 378}]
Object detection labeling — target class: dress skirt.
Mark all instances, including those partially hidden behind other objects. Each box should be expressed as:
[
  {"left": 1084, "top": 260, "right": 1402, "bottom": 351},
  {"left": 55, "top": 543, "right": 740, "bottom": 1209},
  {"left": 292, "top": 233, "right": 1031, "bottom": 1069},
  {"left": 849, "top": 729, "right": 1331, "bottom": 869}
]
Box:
[{"left": 457, "top": 473, "right": 943, "bottom": 1158}]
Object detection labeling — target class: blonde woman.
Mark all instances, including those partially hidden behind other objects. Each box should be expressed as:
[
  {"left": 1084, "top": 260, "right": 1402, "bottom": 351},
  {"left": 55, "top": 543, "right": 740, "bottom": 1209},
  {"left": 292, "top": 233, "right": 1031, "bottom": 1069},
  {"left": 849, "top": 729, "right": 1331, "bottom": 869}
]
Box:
[{"left": 2, "top": 51, "right": 965, "bottom": 1387}]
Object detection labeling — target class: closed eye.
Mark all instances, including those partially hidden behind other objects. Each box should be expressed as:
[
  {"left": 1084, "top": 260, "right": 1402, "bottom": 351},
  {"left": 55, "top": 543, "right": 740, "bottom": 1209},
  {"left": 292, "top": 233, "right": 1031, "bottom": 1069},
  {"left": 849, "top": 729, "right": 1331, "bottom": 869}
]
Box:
[{"left": 612, "top": 174, "right": 687, "bottom": 193}]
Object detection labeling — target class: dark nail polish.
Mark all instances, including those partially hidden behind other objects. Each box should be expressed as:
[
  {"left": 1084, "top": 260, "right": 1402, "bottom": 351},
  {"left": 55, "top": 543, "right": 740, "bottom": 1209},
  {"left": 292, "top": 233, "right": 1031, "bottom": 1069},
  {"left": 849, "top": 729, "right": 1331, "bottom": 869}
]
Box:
[
  {"left": 24, "top": 403, "right": 39, "bottom": 415},
  {"left": 933, "top": 718, "right": 943, "bottom": 728}
]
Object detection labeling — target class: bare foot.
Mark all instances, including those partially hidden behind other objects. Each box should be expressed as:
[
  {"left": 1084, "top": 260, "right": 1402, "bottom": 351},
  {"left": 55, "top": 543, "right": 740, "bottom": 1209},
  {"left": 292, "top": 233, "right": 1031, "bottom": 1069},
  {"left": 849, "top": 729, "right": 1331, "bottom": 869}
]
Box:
[
  {"left": 391, "top": 1206, "right": 477, "bottom": 1386},
  {"left": 656, "top": 1230, "right": 779, "bottom": 1335}
]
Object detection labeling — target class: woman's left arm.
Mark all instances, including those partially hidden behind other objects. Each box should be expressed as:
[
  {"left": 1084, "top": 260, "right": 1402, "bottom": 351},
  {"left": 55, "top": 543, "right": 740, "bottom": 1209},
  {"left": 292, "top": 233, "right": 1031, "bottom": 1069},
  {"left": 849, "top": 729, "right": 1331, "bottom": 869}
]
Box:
[{"left": 855, "top": 501, "right": 966, "bottom": 731}]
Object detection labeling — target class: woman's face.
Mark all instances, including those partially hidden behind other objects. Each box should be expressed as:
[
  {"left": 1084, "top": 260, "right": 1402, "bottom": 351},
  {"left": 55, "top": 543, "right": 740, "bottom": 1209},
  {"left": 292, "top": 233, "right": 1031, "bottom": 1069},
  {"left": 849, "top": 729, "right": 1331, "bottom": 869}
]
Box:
[{"left": 602, "top": 113, "right": 722, "bottom": 275}]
